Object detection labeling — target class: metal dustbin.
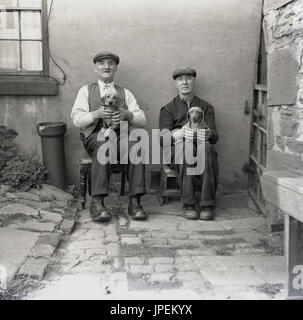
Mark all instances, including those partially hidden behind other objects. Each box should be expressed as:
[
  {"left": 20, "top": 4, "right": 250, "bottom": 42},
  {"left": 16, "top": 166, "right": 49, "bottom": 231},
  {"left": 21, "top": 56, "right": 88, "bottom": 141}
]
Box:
[{"left": 37, "top": 121, "right": 68, "bottom": 190}]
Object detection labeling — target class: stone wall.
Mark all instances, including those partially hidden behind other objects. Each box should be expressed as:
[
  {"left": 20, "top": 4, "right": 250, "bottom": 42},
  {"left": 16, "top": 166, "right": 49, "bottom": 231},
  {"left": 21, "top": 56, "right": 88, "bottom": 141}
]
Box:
[
  {"left": 264, "top": 0, "right": 303, "bottom": 172},
  {"left": 262, "top": 0, "right": 303, "bottom": 228}
]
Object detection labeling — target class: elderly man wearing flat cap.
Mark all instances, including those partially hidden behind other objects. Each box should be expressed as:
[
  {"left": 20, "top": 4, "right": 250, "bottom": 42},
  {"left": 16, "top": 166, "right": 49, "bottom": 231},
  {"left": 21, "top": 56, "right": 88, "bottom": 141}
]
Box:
[
  {"left": 71, "top": 51, "right": 147, "bottom": 222},
  {"left": 159, "top": 67, "right": 219, "bottom": 221}
]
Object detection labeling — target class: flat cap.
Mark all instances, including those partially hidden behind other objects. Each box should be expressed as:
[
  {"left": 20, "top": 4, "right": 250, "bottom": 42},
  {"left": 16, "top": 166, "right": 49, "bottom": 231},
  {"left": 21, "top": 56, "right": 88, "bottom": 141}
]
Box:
[
  {"left": 93, "top": 51, "right": 120, "bottom": 65},
  {"left": 172, "top": 67, "right": 197, "bottom": 80}
]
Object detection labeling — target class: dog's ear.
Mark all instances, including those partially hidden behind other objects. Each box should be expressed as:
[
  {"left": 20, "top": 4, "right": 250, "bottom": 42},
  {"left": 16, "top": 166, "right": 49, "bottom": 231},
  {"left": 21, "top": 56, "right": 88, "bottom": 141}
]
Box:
[{"left": 186, "top": 110, "right": 192, "bottom": 128}]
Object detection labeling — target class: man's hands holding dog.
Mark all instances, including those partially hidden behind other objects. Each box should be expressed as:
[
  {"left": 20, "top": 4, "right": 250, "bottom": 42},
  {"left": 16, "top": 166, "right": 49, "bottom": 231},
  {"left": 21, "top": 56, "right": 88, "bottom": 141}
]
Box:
[
  {"left": 111, "top": 108, "right": 133, "bottom": 124},
  {"left": 92, "top": 106, "right": 112, "bottom": 121},
  {"left": 181, "top": 126, "right": 212, "bottom": 142},
  {"left": 92, "top": 106, "right": 133, "bottom": 123}
]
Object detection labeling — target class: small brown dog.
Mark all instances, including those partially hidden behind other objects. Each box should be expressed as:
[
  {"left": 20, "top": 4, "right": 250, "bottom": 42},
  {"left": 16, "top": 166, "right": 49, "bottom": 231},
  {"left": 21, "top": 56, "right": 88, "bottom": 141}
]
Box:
[
  {"left": 185, "top": 106, "right": 205, "bottom": 132},
  {"left": 101, "top": 92, "right": 122, "bottom": 130}
]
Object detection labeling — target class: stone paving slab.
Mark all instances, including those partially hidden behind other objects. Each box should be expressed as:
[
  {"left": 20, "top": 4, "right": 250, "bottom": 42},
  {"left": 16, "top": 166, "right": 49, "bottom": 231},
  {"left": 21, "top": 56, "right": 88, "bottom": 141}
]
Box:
[
  {"left": 0, "top": 228, "right": 39, "bottom": 281},
  {"left": 217, "top": 217, "right": 267, "bottom": 231},
  {"left": 0, "top": 204, "right": 39, "bottom": 218},
  {"left": 11, "top": 220, "right": 56, "bottom": 233}
]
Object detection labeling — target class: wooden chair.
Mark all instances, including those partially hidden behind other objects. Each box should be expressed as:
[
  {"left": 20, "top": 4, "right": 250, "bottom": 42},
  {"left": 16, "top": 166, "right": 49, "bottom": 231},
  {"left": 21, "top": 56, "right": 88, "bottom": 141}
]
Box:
[
  {"left": 157, "top": 164, "right": 181, "bottom": 206},
  {"left": 79, "top": 151, "right": 126, "bottom": 209}
]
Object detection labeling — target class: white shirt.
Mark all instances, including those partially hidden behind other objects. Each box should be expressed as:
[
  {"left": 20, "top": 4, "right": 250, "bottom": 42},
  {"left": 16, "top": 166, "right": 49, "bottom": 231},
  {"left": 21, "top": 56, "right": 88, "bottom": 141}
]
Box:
[{"left": 71, "top": 80, "right": 147, "bottom": 129}]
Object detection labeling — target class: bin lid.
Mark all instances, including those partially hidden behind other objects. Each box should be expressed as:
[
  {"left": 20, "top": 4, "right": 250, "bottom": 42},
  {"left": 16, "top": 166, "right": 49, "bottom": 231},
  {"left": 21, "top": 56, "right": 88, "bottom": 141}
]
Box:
[{"left": 37, "top": 121, "right": 66, "bottom": 137}]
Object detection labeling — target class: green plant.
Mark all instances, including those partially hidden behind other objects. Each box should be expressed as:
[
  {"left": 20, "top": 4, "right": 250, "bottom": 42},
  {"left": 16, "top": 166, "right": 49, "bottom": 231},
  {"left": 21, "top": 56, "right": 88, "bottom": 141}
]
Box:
[{"left": 0, "top": 125, "right": 48, "bottom": 191}]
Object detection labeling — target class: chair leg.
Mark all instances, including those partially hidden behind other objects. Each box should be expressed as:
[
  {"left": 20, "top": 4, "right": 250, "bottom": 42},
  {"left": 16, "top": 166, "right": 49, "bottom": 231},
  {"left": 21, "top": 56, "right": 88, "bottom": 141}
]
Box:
[
  {"left": 163, "top": 171, "right": 169, "bottom": 205},
  {"left": 121, "top": 169, "right": 126, "bottom": 196},
  {"left": 87, "top": 165, "right": 92, "bottom": 196},
  {"left": 80, "top": 164, "right": 88, "bottom": 209},
  {"left": 158, "top": 168, "right": 164, "bottom": 206}
]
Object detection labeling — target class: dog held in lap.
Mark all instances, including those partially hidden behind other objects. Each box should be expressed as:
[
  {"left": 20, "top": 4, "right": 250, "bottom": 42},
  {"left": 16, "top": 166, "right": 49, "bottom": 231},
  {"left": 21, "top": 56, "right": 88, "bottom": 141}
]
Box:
[
  {"left": 183, "top": 106, "right": 206, "bottom": 137},
  {"left": 101, "top": 92, "right": 122, "bottom": 130}
]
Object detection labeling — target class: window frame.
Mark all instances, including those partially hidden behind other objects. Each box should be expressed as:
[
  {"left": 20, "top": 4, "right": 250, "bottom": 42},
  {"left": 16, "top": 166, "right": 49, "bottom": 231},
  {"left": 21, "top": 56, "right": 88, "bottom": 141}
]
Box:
[
  {"left": 0, "top": 0, "right": 57, "bottom": 96},
  {"left": 0, "top": 0, "right": 49, "bottom": 76}
]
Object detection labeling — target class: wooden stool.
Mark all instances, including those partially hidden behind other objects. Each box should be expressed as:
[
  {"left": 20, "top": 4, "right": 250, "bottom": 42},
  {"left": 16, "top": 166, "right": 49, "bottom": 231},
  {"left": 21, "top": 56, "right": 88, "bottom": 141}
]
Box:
[
  {"left": 79, "top": 151, "right": 126, "bottom": 209},
  {"left": 157, "top": 164, "right": 181, "bottom": 206}
]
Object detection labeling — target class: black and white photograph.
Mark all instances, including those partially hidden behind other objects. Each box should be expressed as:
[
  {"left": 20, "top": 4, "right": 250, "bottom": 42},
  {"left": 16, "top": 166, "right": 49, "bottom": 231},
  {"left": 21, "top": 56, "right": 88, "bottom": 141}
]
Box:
[{"left": 0, "top": 0, "right": 302, "bottom": 305}]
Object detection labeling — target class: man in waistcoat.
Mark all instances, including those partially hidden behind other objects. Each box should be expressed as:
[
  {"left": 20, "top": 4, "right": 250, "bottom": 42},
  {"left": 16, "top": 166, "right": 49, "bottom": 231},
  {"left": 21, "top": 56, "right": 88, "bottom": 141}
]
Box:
[
  {"left": 159, "top": 67, "right": 219, "bottom": 221},
  {"left": 71, "top": 51, "right": 147, "bottom": 222}
]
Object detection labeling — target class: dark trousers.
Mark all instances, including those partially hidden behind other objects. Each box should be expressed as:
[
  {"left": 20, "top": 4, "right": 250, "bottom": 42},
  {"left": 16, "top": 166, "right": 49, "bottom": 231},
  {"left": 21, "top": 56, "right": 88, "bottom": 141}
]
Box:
[
  {"left": 170, "top": 141, "right": 219, "bottom": 206},
  {"left": 83, "top": 130, "right": 146, "bottom": 198}
]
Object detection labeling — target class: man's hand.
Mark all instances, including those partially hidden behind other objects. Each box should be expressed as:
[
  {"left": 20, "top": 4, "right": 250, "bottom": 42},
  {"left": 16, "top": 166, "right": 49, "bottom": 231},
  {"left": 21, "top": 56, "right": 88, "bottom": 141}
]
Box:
[
  {"left": 183, "top": 126, "right": 213, "bottom": 141},
  {"left": 111, "top": 108, "right": 133, "bottom": 124},
  {"left": 92, "top": 106, "right": 112, "bottom": 120},
  {"left": 197, "top": 128, "right": 212, "bottom": 141},
  {"left": 182, "top": 126, "right": 196, "bottom": 141}
]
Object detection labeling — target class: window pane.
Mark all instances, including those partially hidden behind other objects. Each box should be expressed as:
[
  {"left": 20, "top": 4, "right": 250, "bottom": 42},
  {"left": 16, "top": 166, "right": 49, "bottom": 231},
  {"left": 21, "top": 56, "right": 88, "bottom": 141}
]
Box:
[
  {"left": 0, "top": 11, "right": 19, "bottom": 39},
  {"left": 0, "top": 40, "right": 19, "bottom": 69},
  {"left": 21, "top": 11, "right": 41, "bottom": 39},
  {"left": 21, "top": 40, "right": 42, "bottom": 70},
  {"left": 0, "top": 0, "right": 18, "bottom": 7},
  {"left": 19, "top": 0, "right": 41, "bottom": 8}
]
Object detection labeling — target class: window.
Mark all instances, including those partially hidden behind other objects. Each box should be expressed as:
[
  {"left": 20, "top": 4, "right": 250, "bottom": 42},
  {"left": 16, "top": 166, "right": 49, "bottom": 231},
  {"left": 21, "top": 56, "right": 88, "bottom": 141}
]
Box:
[{"left": 0, "top": 0, "right": 58, "bottom": 95}]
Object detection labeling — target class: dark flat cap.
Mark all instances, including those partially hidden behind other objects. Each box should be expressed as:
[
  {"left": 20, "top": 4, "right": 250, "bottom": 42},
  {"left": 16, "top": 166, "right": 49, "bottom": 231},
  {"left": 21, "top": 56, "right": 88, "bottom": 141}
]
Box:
[
  {"left": 93, "top": 51, "right": 120, "bottom": 65},
  {"left": 172, "top": 67, "right": 197, "bottom": 80}
]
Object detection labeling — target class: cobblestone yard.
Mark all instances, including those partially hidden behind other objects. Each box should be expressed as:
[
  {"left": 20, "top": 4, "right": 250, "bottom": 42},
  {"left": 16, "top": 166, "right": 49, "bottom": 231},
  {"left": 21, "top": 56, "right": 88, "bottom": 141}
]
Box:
[{"left": 23, "top": 191, "right": 286, "bottom": 300}]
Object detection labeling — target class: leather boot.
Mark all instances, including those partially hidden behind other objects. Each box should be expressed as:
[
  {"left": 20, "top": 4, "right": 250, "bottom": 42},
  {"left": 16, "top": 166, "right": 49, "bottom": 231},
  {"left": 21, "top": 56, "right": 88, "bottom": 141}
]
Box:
[
  {"left": 183, "top": 204, "right": 199, "bottom": 220},
  {"left": 128, "top": 196, "right": 147, "bottom": 221},
  {"left": 199, "top": 206, "right": 215, "bottom": 221},
  {"left": 90, "top": 195, "right": 112, "bottom": 222}
]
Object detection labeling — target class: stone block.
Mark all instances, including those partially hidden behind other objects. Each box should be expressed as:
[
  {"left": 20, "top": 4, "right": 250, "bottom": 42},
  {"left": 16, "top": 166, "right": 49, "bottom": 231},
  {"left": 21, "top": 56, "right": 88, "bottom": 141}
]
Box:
[
  {"left": 0, "top": 204, "right": 39, "bottom": 218},
  {"left": 11, "top": 192, "right": 41, "bottom": 202},
  {"left": 41, "top": 184, "right": 73, "bottom": 202},
  {"left": 147, "top": 257, "right": 175, "bottom": 265},
  {"left": 124, "top": 257, "right": 145, "bottom": 265},
  {"left": 29, "top": 243, "right": 56, "bottom": 259},
  {"left": 154, "top": 264, "right": 177, "bottom": 273},
  {"left": 218, "top": 217, "right": 266, "bottom": 231},
  {"left": 148, "top": 273, "right": 177, "bottom": 283},
  {"left": 0, "top": 228, "right": 39, "bottom": 281},
  {"left": 36, "top": 233, "right": 61, "bottom": 248},
  {"left": 121, "top": 237, "right": 142, "bottom": 246},
  {"left": 17, "top": 199, "right": 52, "bottom": 210},
  {"left": 129, "top": 265, "right": 154, "bottom": 274},
  {"left": 268, "top": 47, "right": 299, "bottom": 105},
  {"left": 40, "top": 210, "right": 63, "bottom": 223},
  {"left": 18, "top": 257, "right": 49, "bottom": 280},
  {"left": 68, "top": 240, "right": 105, "bottom": 251},
  {"left": 29, "top": 188, "right": 54, "bottom": 202},
  {"left": 60, "top": 219, "right": 76, "bottom": 235},
  {"left": 80, "top": 229, "right": 105, "bottom": 240},
  {"left": 106, "top": 243, "right": 120, "bottom": 257},
  {"left": 105, "top": 233, "right": 120, "bottom": 243},
  {"left": 13, "top": 220, "right": 56, "bottom": 233},
  {"left": 52, "top": 200, "right": 68, "bottom": 208}
]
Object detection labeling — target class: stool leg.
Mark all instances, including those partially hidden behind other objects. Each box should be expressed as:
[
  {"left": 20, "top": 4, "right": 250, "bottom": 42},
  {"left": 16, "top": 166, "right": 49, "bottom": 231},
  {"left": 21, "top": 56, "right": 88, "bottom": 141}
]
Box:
[
  {"left": 158, "top": 168, "right": 164, "bottom": 206},
  {"left": 87, "top": 165, "right": 92, "bottom": 196},
  {"left": 121, "top": 169, "right": 126, "bottom": 196},
  {"left": 80, "top": 164, "right": 87, "bottom": 209}
]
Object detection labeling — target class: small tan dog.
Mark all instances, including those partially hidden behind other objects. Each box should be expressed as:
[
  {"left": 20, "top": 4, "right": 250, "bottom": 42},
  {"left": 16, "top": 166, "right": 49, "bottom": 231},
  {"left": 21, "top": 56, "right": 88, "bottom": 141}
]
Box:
[
  {"left": 101, "top": 92, "right": 122, "bottom": 130},
  {"left": 185, "top": 106, "right": 205, "bottom": 132}
]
